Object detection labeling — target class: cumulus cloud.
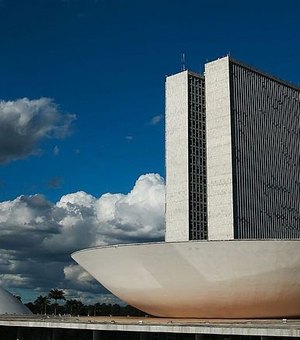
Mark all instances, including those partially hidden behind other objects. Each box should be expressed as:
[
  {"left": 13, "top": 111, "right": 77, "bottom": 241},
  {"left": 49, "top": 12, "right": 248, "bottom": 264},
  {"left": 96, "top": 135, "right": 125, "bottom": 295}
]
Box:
[
  {"left": 64, "top": 264, "right": 102, "bottom": 293},
  {"left": 64, "top": 264, "right": 94, "bottom": 286},
  {"left": 44, "top": 174, "right": 165, "bottom": 252},
  {"left": 0, "top": 97, "right": 75, "bottom": 164},
  {"left": 0, "top": 174, "right": 165, "bottom": 302}
]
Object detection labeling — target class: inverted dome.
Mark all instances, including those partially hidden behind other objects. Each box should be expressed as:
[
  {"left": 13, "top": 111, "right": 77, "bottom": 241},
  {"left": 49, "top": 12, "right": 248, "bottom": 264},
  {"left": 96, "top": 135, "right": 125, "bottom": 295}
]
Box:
[
  {"left": 72, "top": 240, "right": 300, "bottom": 318},
  {"left": 0, "top": 286, "right": 32, "bottom": 315}
]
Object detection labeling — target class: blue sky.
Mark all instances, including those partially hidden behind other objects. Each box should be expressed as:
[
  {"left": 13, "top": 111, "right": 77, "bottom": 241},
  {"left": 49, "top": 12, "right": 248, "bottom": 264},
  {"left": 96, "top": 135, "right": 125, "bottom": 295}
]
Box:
[
  {"left": 1, "top": 0, "right": 300, "bottom": 202},
  {"left": 0, "top": 0, "right": 299, "bottom": 304}
]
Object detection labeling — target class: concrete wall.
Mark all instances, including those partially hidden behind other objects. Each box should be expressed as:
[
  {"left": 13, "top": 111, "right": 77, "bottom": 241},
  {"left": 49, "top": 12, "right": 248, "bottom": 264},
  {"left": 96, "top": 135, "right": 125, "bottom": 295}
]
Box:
[
  {"left": 205, "top": 57, "right": 234, "bottom": 240},
  {"left": 165, "top": 71, "right": 189, "bottom": 242}
]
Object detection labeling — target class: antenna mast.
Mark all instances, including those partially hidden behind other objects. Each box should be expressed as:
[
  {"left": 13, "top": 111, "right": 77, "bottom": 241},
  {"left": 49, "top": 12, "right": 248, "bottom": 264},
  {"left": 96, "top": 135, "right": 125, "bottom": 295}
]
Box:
[{"left": 181, "top": 53, "right": 186, "bottom": 71}]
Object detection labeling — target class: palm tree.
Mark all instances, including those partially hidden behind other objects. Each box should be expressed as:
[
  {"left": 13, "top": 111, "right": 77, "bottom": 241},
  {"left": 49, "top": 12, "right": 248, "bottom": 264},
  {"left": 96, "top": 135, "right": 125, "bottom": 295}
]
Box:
[
  {"left": 65, "top": 299, "right": 84, "bottom": 316},
  {"left": 34, "top": 295, "right": 50, "bottom": 315},
  {"left": 48, "top": 289, "right": 65, "bottom": 315}
]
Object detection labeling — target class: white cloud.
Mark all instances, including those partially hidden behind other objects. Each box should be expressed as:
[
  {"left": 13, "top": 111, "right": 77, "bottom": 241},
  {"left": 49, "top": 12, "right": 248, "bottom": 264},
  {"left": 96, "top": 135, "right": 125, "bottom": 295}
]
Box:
[
  {"left": 94, "top": 174, "right": 165, "bottom": 242},
  {"left": 44, "top": 174, "right": 165, "bottom": 252},
  {"left": 64, "top": 264, "right": 93, "bottom": 284},
  {"left": 0, "top": 174, "right": 165, "bottom": 302},
  {"left": 0, "top": 97, "right": 75, "bottom": 164},
  {"left": 58, "top": 191, "right": 97, "bottom": 210},
  {"left": 0, "top": 274, "right": 31, "bottom": 288},
  {"left": 147, "top": 115, "right": 163, "bottom": 126},
  {"left": 64, "top": 264, "right": 101, "bottom": 294}
]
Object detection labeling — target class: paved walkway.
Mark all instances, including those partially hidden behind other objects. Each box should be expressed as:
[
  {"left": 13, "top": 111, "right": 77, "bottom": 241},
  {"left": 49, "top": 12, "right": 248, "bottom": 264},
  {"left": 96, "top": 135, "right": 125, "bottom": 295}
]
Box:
[{"left": 0, "top": 315, "right": 299, "bottom": 337}]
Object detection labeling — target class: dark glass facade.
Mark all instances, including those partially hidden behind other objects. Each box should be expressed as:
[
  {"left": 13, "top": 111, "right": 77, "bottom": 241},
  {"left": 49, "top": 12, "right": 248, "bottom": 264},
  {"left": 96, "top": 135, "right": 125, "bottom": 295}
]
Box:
[
  {"left": 229, "top": 61, "right": 300, "bottom": 239},
  {"left": 188, "top": 72, "right": 208, "bottom": 240}
]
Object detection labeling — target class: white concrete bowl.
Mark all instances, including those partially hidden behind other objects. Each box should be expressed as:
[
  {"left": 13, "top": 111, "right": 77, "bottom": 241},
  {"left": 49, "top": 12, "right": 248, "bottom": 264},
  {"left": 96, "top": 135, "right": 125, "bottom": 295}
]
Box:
[{"left": 72, "top": 240, "right": 300, "bottom": 318}]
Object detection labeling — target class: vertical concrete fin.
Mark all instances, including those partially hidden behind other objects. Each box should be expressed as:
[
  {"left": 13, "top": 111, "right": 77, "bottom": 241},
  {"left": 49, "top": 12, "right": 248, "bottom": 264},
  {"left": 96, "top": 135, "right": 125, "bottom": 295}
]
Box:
[
  {"left": 165, "top": 71, "right": 189, "bottom": 242},
  {"left": 205, "top": 56, "right": 234, "bottom": 240}
]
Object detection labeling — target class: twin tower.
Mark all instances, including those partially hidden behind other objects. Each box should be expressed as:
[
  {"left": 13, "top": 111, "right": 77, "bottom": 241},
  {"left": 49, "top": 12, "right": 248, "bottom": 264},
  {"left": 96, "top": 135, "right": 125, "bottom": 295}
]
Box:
[{"left": 165, "top": 56, "right": 300, "bottom": 242}]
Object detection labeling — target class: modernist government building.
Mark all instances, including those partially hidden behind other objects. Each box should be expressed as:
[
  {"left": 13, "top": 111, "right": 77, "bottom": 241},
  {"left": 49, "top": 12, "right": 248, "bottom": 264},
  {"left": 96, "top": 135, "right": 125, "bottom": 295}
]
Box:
[
  {"left": 166, "top": 56, "right": 300, "bottom": 242},
  {"left": 73, "top": 56, "right": 300, "bottom": 319},
  {"left": 1, "top": 56, "right": 300, "bottom": 339}
]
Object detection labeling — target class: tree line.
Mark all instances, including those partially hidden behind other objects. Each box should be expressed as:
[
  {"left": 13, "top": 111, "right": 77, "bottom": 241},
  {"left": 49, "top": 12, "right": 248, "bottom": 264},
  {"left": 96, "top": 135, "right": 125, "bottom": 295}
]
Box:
[{"left": 24, "top": 289, "right": 145, "bottom": 317}]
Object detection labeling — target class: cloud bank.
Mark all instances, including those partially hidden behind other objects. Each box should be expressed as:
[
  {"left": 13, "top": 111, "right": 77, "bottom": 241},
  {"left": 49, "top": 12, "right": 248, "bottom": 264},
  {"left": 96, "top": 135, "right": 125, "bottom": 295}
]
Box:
[
  {"left": 0, "top": 174, "right": 165, "bottom": 302},
  {"left": 0, "top": 97, "right": 75, "bottom": 164}
]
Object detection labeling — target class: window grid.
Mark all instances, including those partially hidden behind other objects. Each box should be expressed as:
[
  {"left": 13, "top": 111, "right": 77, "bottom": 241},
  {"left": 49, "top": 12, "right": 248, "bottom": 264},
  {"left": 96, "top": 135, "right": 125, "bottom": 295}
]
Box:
[
  {"left": 188, "top": 74, "right": 208, "bottom": 240},
  {"left": 230, "top": 62, "right": 300, "bottom": 239}
]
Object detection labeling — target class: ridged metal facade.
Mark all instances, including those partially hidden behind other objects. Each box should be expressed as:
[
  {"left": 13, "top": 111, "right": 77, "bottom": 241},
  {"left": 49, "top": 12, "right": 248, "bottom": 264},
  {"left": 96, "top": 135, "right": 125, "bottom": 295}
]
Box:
[
  {"left": 188, "top": 72, "right": 208, "bottom": 240},
  {"left": 229, "top": 61, "right": 300, "bottom": 239}
]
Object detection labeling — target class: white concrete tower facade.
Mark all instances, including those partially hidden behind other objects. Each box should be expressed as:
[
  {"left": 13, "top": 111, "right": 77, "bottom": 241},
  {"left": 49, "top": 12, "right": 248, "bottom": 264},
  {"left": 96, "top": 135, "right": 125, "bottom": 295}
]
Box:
[
  {"left": 165, "top": 70, "right": 207, "bottom": 242},
  {"left": 205, "top": 56, "right": 234, "bottom": 240},
  {"left": 165, "top": 56, "right": 300, "bottom": 242},
  {"left": 165, "top": 71, "right": 189, "bottom": 242}
]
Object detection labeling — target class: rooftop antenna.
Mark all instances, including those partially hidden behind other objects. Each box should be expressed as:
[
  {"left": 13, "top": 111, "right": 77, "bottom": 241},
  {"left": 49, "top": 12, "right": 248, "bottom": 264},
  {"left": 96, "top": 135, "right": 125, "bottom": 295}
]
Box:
[{"left": 181, "top": 53, "right": 186, "bottom": 71}]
